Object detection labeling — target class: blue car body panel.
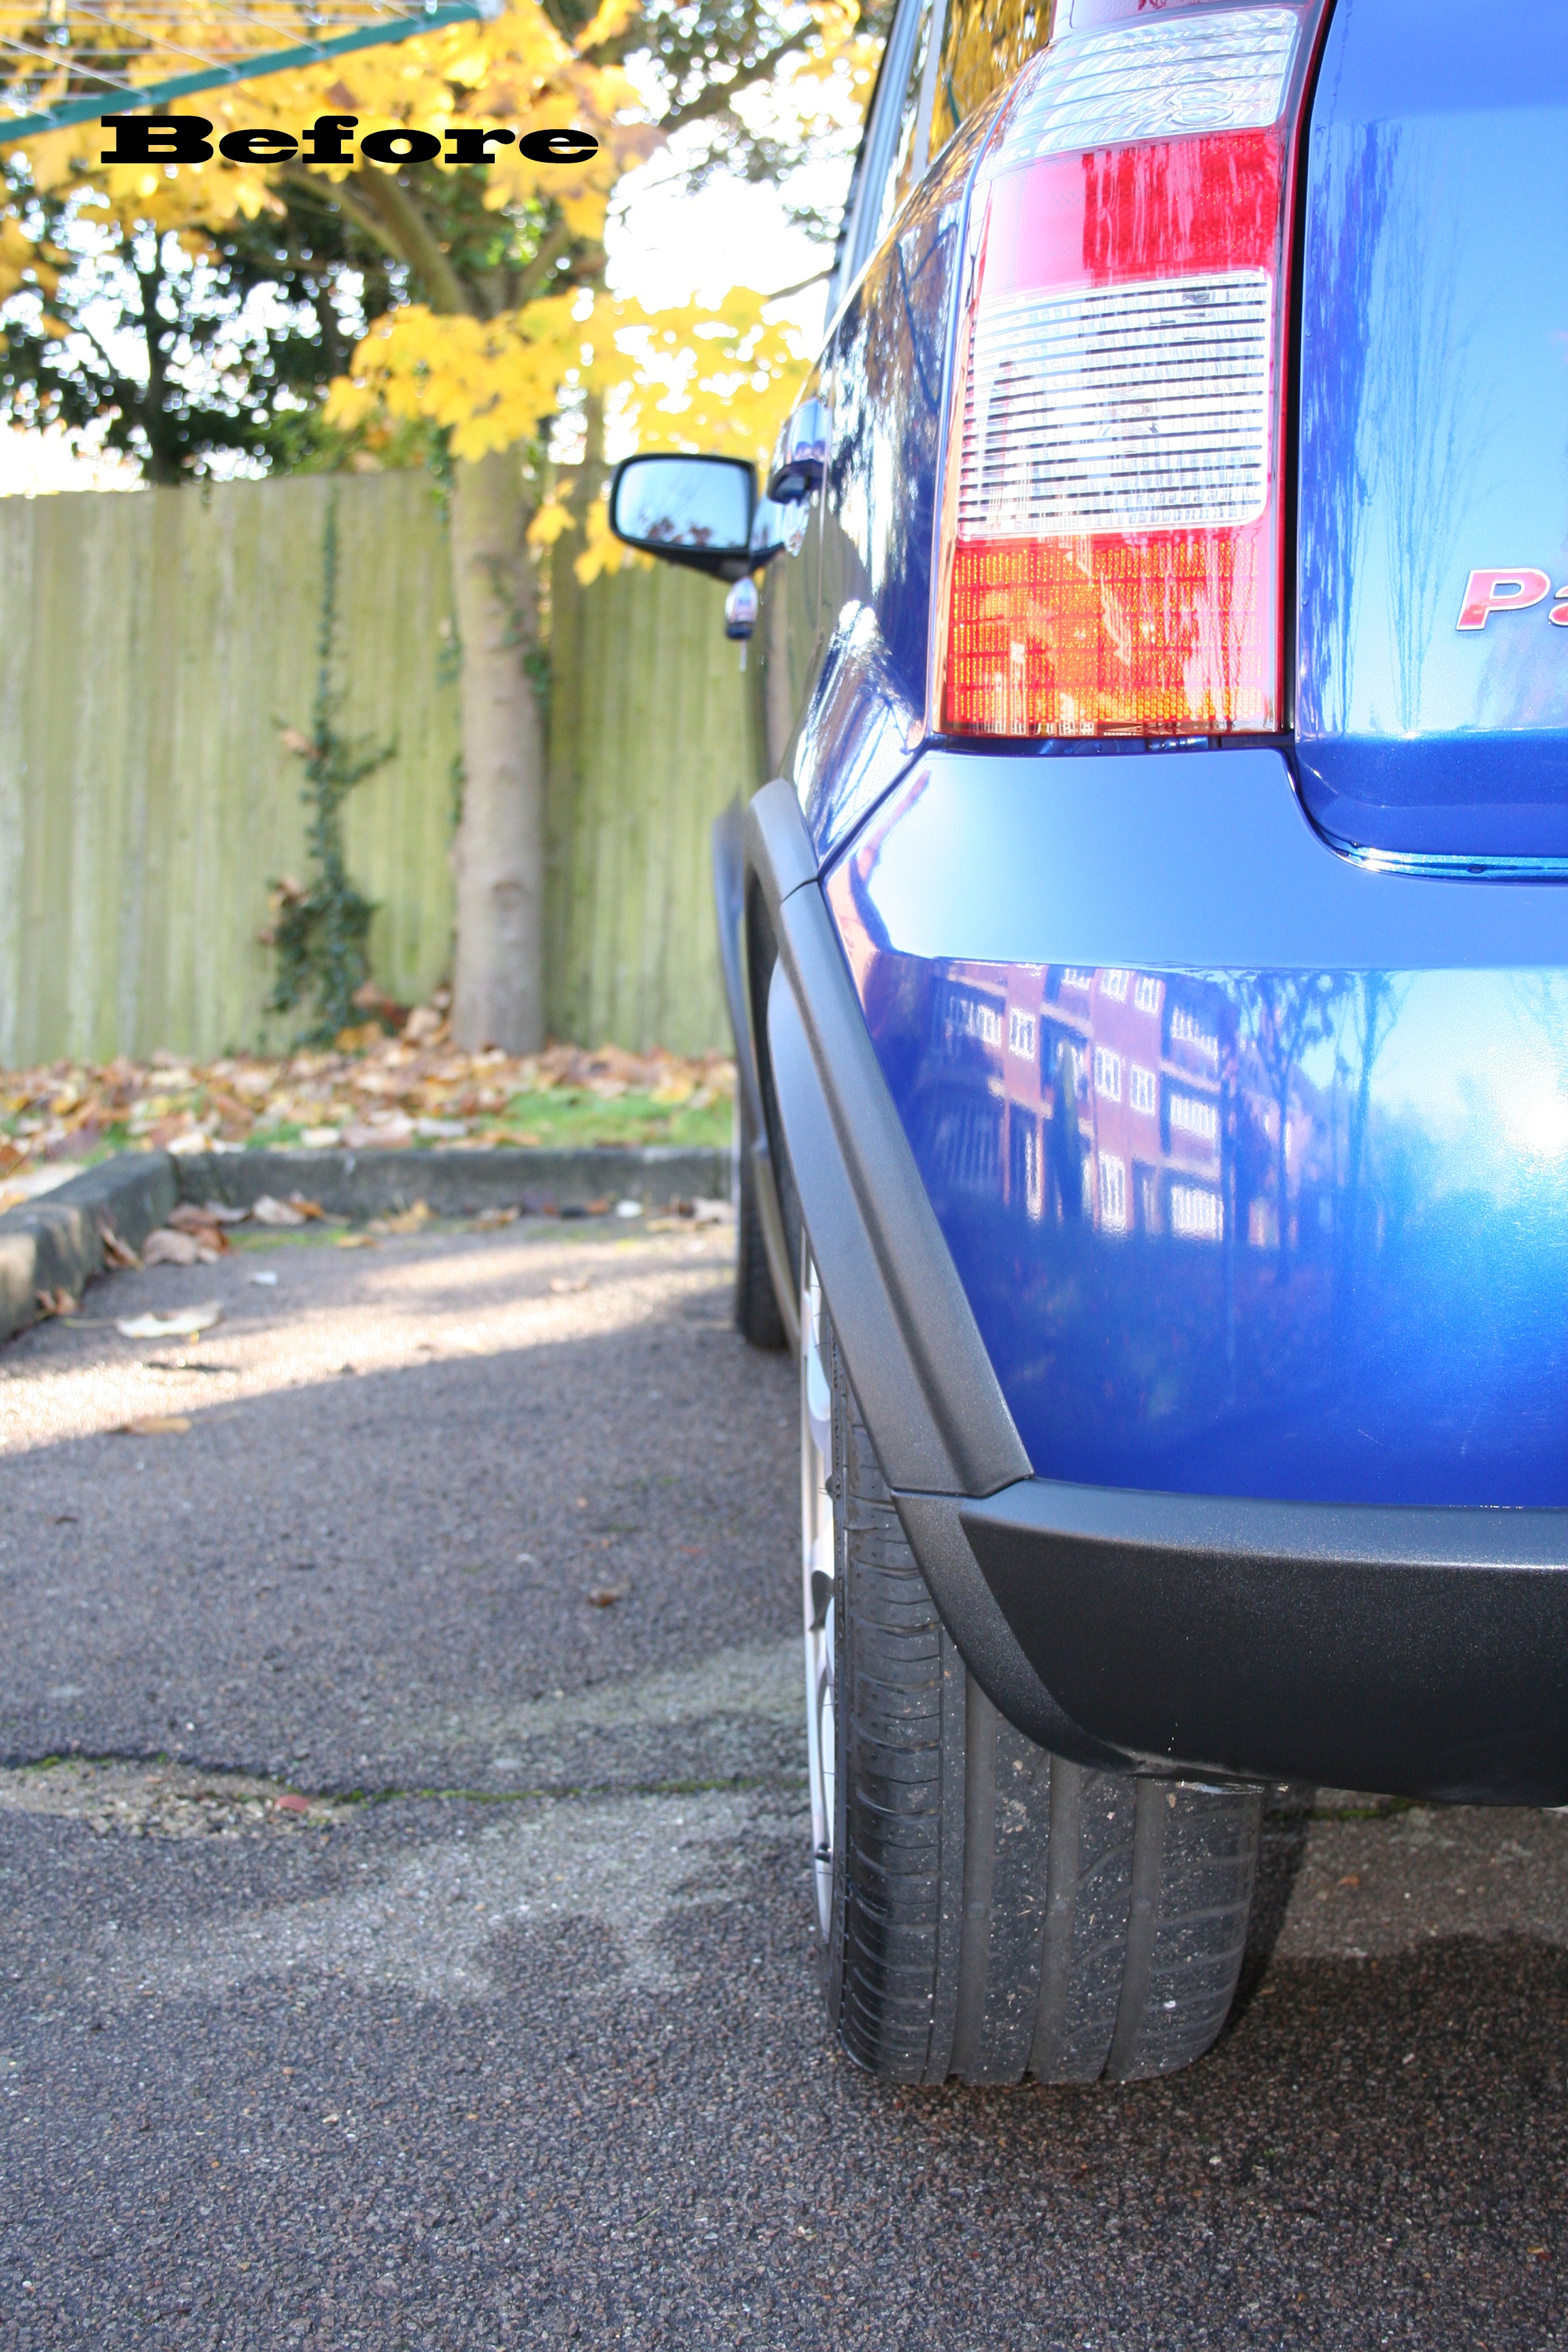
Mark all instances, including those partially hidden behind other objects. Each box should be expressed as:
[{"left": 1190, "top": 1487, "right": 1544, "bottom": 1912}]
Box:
[
  {"left": 800, "top": 108, "right": 997, "bottom": 858},
  {"left": 823, "top": 746, "right": 1568, "bottom": 1507},
  {"left": 1296, "top": 0, "right": 1568, "bottom": 862},
  {"left": 764, "top": 0, "right": 1568, "bottom": 1525}
]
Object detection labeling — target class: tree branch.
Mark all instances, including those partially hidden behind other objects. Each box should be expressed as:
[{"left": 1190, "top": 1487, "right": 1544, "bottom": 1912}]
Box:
[
  {"left": 762, "top": 267, "right": 829, "bottom": 303},
  {"left": 511, "top": 216, "right": 575, "bottom": 307},
  {"left": 69, "top": 314, "right": 130, "bottom": 399},
  {"left": 280, "top": 166, "right": 406, "bottom": 276},
  {"left": 348, "top": 169, "right": 477, "bottom": 316}
]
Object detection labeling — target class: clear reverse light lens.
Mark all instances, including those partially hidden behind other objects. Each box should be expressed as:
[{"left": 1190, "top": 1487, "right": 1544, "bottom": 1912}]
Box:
[
  {"left": 996, "top": 7, "right": 1300, "bottom": 163},
  {"left": 960, "top": 273, "right": 1274, "bottom": 537}
]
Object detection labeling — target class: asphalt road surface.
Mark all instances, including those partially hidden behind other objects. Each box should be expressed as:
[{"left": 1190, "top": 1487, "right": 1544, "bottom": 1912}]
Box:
[{"left": 3, "top": 1214, "right": 1567, "bottom": 2351}]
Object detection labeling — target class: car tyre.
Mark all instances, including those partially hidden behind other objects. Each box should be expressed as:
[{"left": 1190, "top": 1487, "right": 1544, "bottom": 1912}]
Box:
[{"left": 805, "top": 1272, "right": 1262, "bottom": 2085}]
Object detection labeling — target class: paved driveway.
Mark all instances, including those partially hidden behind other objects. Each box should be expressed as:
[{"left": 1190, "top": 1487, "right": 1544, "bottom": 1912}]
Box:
[{"left": 2, "top": 1217, "right": 1567, "bottom": 2350}]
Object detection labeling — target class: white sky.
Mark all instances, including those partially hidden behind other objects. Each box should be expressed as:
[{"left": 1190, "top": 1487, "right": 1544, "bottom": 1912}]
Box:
[
  {"left": 605, "top": 138, "right": 839, "bottom": 350},
  {"left": 0, "top": 419, "right": 142, "bottom": 495}
]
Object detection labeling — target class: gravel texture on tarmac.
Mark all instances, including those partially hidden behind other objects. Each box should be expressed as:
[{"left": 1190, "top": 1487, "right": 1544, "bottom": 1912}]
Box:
[{"left": 2, "top": 1219, "right": 1568, "bottom": 2350}]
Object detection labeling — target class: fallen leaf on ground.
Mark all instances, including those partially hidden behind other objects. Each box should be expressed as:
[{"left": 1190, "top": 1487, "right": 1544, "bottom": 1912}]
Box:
[
  {"left": 98, "top": 1224, "right": 140, "bottom": 1269},
  {"left": 119, "top": 1415, "right": 191, "bottom": 1436},
  {"left": 34, "top": 1287, "right": 78, "bottom": 1317},
  {"left": 165, "top": 1213, "right": 229, "bottom": 1258},
  {"left": 167, "top": 1201, "right": 242, "bottom": 1234},
  {"left": 470, "top": 1206, "right": 519, "bottom": 1230},
  {"left": 0, "top": 1043, "right": 733, "bottom": 1173},
  {"left": 334, "top": 1232, "right": 376, "bottom": 1250},
  {"left": 368, "top": 1201, "right": 430, "bottom": 1237},
  {"left": 549, "top": 1275, "right": 590, "bottom": 1294},
  {"left": 272, "top": 1793, "right": 310, "bottom": 1815},
  {"left": 299, "top": 1126, "right": 340, "bottom": 1149},
  {"left": 116, "top": 1303, "right": 223, "bottom": 1339},
  {"left": 586, "top": 1584, "right": 628, "bottom": 1607},
  {"left": 287, "top": 1194, "right": 326, "bottom": 1220},
  {"left": 335, "top": 1022, "right": 385, "bottom": 1055},
  {"left": 250, "top": 1195, "right": 304, "bottom": 1227},
  {"left": 689, "top": 1197, "right": 736, "bottom": 1226},
  {"left": 342, "top": 1115, "right": 414, "bottom": 1149},
  {"left": 142, "top": 1228, "right": 203, "bottom": 1267}
]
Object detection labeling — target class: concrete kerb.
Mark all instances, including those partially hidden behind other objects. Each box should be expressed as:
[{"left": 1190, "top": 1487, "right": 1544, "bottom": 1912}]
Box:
[
  {"left": 0, "top": 1153, "right": 178, "bottom": 1347},
  {"left": 0, "top": 1143, "right": 734, "bottom": 1346}
]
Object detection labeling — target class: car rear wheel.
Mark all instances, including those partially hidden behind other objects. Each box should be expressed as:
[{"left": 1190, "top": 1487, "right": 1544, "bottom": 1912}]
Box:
[{"left": 802, "top": 1260, "right": 1262, "bottom": 2085}]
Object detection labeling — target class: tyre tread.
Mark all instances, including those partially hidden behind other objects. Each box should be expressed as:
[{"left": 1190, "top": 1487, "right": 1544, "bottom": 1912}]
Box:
[{"left": 821, "top": 1324, "right": 1259, "bottom": 2088}]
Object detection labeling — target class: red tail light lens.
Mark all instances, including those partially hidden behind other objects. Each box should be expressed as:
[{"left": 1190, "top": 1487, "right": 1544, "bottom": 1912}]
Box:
[{"left": 937, "top": 3, "right": 1322, "bottom": 740}]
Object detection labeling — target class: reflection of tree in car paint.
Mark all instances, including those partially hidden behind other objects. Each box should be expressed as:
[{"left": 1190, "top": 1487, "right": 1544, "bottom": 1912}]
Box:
[
  {"left": 1368, "top": 143, "right": 1492, "bottom": 734},
  {"left": 1296, "top": 120, "right": 1393, "bottom": 736},
  {"left": 1298, "top": 120, "right": 1494, "bottom": 736},
  {"left": 825, "top": 167, "right": 962, "bottom": 717},
  {"left": 928, "top": 0, "right": 1051, "bottom": 159}
]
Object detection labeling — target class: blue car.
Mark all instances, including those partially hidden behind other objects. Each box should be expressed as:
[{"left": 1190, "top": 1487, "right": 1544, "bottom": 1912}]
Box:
[{"left": 612, "top": 0, "right": 1568, "bottom": 2087}]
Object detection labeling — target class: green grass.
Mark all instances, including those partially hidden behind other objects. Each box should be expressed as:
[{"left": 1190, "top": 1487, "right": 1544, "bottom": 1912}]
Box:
[
  {"left": 7, "top": 1088, "right": 733, "bottom": 1166},
  {"left": 246, "top": 1088, "right": 734, "bottom": 1153}
]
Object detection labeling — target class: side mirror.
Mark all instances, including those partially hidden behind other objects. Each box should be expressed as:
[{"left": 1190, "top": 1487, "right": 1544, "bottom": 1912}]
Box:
[{"left": 608, "top": 454, "right": 757, "bottom": 581}]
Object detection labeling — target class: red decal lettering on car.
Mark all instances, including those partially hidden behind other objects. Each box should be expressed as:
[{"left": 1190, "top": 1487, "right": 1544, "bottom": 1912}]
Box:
[{"left": 1456, "top": 568, "right": 1552, "bottom": 629}]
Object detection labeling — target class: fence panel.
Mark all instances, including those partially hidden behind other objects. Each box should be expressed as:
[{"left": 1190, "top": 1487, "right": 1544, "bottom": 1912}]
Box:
[
  {"left": 0, "top": 470, "right": 749, "bottom": 1067},
  {"left": 546, "top": 536, "right": 758, "bottom": 1058}
]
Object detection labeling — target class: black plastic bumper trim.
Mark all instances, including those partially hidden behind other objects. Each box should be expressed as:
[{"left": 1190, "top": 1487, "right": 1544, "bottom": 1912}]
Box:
[
  {"left": 962, "top": 1479, "right": 1568, "bottom": 1804},
  {"left": 749, "top": 777, "right": 1030, "bottom": 1500}
]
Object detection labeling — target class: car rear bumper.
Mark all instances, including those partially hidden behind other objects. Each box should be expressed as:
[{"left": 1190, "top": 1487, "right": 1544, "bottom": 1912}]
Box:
[
  {"left": 747, "top": 762, "right": 1568, "bottom": 1802},
  {"left": 960, "top": 1480, "right": 1568, "bottom": 1805}
]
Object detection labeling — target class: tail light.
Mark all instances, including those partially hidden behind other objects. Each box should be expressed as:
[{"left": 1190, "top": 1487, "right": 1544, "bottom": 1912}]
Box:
[{"left": 936, "top": 1, "right": 1324, "bottom": 740}]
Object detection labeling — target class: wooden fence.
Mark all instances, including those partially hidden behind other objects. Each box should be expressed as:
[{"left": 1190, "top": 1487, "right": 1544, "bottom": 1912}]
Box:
[
  {"left": 0, "top": 470, "right": 753, "bottom": 1067},
  {"left": 546, "top": 527, "right": 760, "bottom": 1057}
]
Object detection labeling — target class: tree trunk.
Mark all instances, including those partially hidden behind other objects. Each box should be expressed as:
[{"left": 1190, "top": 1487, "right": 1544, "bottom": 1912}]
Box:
[{"left": 448, "top": 445, "right": 544, "bottom": 1051}]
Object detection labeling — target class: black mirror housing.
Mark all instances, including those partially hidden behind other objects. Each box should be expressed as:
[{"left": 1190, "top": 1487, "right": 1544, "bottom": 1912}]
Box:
[{"left": 608, "top": 453, "right": 758, "bottom": 581}]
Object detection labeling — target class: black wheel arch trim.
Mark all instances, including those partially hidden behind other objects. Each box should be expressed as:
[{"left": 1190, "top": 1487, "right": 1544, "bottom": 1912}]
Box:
[
  {"left": 747, "top": 776, "right": 1124, "bottom": 1769},
  {"left": 747, "top": 776, "right": 1030, "bottom": 1501},
  {"left": 713, "top": 798, "right": 800, "bottom": 1354},
  {"left": 745, "top": 775, "right": 1568, "bottom": 1803}
]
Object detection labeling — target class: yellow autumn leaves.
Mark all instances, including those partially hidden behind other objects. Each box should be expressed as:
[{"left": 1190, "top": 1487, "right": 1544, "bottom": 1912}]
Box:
[
  {"left": 329, "top": 284, "right": 810, "bottom": 467},
  {"left": 0, "top": 0, "right": 872, "bottom": 525}
]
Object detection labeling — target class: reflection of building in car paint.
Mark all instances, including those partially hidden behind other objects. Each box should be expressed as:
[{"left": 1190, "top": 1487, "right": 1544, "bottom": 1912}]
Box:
[{"left": 924, "top": 961, "right": 1333, "bottom": 1245}]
